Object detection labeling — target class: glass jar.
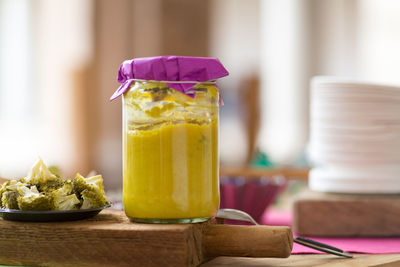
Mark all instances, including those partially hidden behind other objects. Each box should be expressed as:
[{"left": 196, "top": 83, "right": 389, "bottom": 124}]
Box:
[{"left": 122, "top": 80, "right": 220, "bottom": 223}]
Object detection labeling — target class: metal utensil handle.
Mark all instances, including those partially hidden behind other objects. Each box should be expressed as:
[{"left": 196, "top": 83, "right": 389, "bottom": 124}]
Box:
[
  {"left": 295, "top": 237, "right": 343, "bottom": 253},
  {"left": 294, "top": 237, "right": 353, "bottom": 258}
]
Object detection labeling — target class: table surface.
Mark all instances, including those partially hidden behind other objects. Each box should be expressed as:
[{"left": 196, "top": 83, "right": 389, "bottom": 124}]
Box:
[
  {"left": 1, "top": 177, "right": 397, "bottom": 266},
  {"left": 202, "top": 254, "right": 400, "bottom": 266}
]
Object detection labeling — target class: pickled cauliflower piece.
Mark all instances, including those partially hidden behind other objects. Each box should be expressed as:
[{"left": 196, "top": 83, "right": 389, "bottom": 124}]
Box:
[
  {"left": 73, "top": 173, "right": 107, "bottom": 209},
  {"left": 16, "top": 185, "right": 54, "bottom": 210},
  {"left": 56, "top": 194, "right": 81, "bottom": 210},
  {"left": 0, "top": 158, "right": 108, "bottom": 211},
  {"left": 1, "top": 191, "right": 19, "bottom": 209},
  {"left": 80, "top": 190, "right": 106, "bottom": 209},
  {"left": 24, "top": 158, "right": 64, "bottom": 193},
  {"left": 0, "top": 180, "right": 19, "bottom": 208},
  {"left": 51, "top": 181, "right": 80, "bottom": 210},
  {"left": 0, "top": 181, "right": 33, "bottom": 209}
]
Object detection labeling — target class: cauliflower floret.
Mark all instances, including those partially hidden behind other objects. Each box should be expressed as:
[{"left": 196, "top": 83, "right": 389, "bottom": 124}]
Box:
[
  {"left": 0, "top": 182, "right": 53, "bottom": 210},
  {"left": 51, "top": 181, "right": 80, "bottom": 210},
  {"left": 16, "top": 184, "right": 54, "bottom": 210},
  {"left": 80, "top": 190, "right": 107, "bottom": 209},
  {"left": 1, "top": 191, "right": 19, "bottom": 209},
  {"left": 24, "top": 158, "right": 64, "bottom": 193},
  {"left": 0, "top": 159, "right": 109, "bottom": 211},
  {"left": 54, "top": 180, "right": 74, "bottom": 195},
  {"left": 0, "top": 180, "right": 19, "bottom": 208},
  {"left": 73, "top": 173, "right": 104, "bottom": 193},
  {"left": 73, "top": 173, "right": 107, "bottom": 209},
  {"left": 56, "top": 195, "right": 80, "bottom": 210},
  {"left": 0, "top": 181, "right": 31, "bottom": 209}
]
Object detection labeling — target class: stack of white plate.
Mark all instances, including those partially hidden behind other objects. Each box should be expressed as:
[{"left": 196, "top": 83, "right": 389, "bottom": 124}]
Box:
[{"left": 308, "top": 76, "right": 400, "bottom": 193}]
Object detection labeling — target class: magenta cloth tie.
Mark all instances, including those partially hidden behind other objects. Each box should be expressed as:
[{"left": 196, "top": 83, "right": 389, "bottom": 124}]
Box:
[{"left": 110, "top": 55, "right": 229, "bottom": 101}]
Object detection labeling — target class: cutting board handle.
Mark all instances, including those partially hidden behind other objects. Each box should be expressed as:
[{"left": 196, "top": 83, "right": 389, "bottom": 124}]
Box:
[{"left": 202, "top": 224, "right": 293, "bottom": 258}]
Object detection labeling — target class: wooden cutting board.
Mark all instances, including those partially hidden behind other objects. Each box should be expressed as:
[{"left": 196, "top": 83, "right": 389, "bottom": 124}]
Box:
[
  {"left": 0, "top": 210, "right": 293, "bottom": 267},
  {"left": 293, "top": 191, "right": 400, "bottom": 237}
]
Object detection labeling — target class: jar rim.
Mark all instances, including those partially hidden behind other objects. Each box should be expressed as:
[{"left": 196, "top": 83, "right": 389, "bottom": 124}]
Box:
[{"left": 128, "top": 78, "right": 216, "bottom": 85}]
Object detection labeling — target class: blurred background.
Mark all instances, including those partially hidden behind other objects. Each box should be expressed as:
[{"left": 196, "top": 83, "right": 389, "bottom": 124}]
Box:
[{"left": 1, "top": 0, "right": 400, "bottom": 191}]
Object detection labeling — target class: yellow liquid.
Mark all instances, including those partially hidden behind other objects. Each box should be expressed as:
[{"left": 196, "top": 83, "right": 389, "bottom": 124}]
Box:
[{"left": 123, "top": 119, "right": 219, "bottom": 220}]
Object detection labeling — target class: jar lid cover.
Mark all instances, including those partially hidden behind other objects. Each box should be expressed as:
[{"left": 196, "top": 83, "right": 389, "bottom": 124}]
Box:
[{"left": 110, "top": 55, "right": 229, "bottom": 101}]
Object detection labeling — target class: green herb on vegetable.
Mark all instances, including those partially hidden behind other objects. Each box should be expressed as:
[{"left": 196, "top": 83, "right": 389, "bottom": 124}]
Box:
[{"left": 0, "top": 158, "right": 108, "bottom": 211}]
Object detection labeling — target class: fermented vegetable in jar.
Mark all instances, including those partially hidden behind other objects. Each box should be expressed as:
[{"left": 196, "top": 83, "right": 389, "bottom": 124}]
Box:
[{"left": 111, "top": 56, "right": 229, "bottom": 223}]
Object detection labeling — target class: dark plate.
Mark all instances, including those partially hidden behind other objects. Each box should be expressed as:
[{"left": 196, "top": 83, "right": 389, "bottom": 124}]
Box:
[{"left": 0, "top": 203, "right": 112, "bottom": 222}]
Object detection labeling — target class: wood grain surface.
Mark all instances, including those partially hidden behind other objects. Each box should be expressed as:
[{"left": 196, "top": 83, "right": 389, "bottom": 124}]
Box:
[
  {"left": 292, "top": 191, "right": 400, "bottom": 237},
  {"left": 0, "top": 210, "right": 292, "bottom": 267},
  {"left": 0, "top": 210, "right": 201, "bottom": 267},
  {"left": 203, "top": 225, "right": 293, "bottom": 258},
  {"left": 220, "top": 167, "right": 309, "bottom": 181}
]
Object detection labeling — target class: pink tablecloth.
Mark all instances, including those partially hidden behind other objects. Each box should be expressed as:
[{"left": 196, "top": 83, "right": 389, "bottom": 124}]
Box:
[{"left": 262, "top": 209, "right": 400, "bottom": 254}]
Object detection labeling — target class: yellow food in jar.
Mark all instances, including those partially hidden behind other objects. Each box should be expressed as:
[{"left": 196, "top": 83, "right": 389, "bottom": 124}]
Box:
[{"left": 122, "top": 83, "right": 219, "bottom": 220}]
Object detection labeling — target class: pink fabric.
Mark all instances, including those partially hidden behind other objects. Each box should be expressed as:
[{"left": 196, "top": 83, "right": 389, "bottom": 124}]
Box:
[
  {"left": 111, "top": 56, "right": 229, "bottom": 101},
  {"left": 262, "top": 209, "right": 400, "bottom": 254},
  {"left": 291, "top": 237, "right": 400, "bottom": 254},
  {"left": 220, "top": 179, "right": 285, "bottom": 223}
]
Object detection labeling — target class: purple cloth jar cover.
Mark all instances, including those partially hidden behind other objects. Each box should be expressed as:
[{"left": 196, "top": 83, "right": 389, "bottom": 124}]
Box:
[{"left": 110, "top": 55, "right": 229, "bottom": 101}]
